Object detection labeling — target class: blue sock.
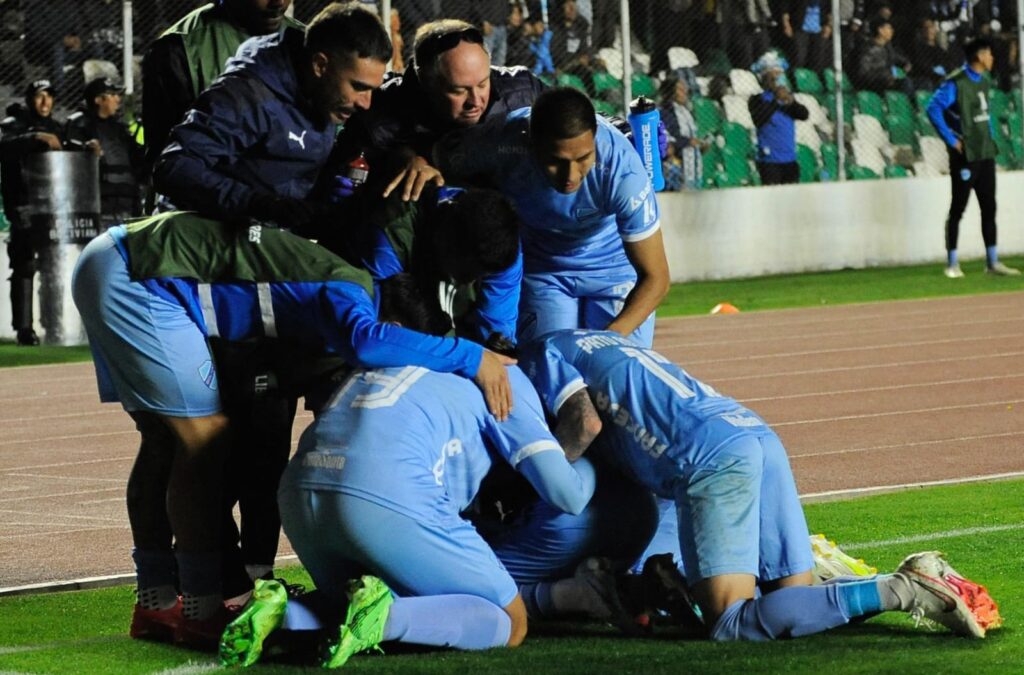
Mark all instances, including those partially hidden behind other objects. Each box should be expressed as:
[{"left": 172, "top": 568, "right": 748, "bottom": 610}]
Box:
[
  {"left": 835, "top": 578, "right": 883, "bottom": 616},
  {"left": 709, "top": 585, "right": 851, "bottom": 641},
  {"left": 948, "top": 249, "right": 958, "bottom": 267},
  {"left": 986, "top": 246, "right": 998, "bottom": 267},
  {"left": 282, "top": 598, "right": 324, "bottom": 631},
  {"left": 382, "top": 595, "right": 511, "bottom": 650}
]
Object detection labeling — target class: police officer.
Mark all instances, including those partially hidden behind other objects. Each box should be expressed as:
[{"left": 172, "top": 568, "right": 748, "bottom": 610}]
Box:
[
  {"left": 65, "top": 77, "right": 145, "bottom": 227},
  {"left": 0, "top": 80, "right": 65, "bottom": 346}
]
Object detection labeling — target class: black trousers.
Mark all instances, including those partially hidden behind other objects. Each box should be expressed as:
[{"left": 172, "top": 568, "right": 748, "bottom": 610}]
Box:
[
  {"left": 757, "top": 161, "right": 800, "bottom": 186},
  {"left": 946, "top": 153, "right": 997, "bottom": 252}
]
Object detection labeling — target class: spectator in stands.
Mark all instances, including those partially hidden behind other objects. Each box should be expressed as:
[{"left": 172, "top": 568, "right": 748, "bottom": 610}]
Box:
[
  {"left": 528, "top": 15, "right": 556, "bottom": 76},
  {"left": 66, "top": 78, "right": 145, "bottom": 227},
  {"left": 0, "top": 79, "right": 65, "bottom": 347},
  {"left": 393, "top": 0, "right": 442, "bottom": 63},
  {"left": 910, "top": 18, "right": 955, "bottom": 89},
  {"left": 474, "top": 0, "right": 511, "bottom": 67},
  {"left": 748, "top": 67, "right": 809, "bottom": 185},
  {"left": 926, "top": 36, "right": 1020, "bottom": 278},
  {"left": 659, "top": 76, "right": 709, "bottom": 191},
  {"left": 142, "top": 0, "right": 301, "bottom": 176},
  {"left": 506, "top": 2, "right": 534, "bottom": 69},
  {"left": 854, "top": 18, "right": 913, "bottom": 94},
  {"left": 732, "top": 0, "right": 775, "bottom": 69},
  {"left": 24, "top": 0, "right": 86, "bottom": 102},
  {"left": 551, "top": 0, "right": 590, "bottom": 72},
  {"left": 333, "top": 19, "right": 545, "bottom": 202},
  {"left": 782, "top": 0, "right": 832, "bottom": 72}
]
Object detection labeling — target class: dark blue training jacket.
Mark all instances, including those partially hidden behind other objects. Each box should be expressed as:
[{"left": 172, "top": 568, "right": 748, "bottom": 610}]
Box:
[{"left": 153, "top": 27, "right": 337, "bottom": 221}]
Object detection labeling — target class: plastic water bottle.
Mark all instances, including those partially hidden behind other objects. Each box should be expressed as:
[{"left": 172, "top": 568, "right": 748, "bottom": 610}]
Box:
[
  {"left": 627, "top": 96, "right": 665, "bottom": 191},
  {"left": 346, "top": 151, "right": 370, "bottom": 187}
]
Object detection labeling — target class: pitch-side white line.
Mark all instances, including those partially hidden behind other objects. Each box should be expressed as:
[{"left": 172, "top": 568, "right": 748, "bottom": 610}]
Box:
[
  {"left": 0, "top": 409, "right": 122, "bottom": 424},
  {"left": 6, "top": 473, "right": 124, "bottom": 483},
  {"left": 774, "top": 398, "right": 1024, "bottom": 427},
  {"left": 800, "top": 471, "right": 1024, "bottom": 501},
  {"left": 151, "top": 661, "right": 221, "bottom": 675},
  {"left": 0, "top": 525, "right": 124, "bottom": 541},
  {"left": 742, "top": 373, "right": 1023, "bottom": 403},
  {"left": 842, "top": 523, "right": 1024, "bottom": 551},
  {"left": 0, "top": 455, "right": 134, "bottom": 471},
  {"left": 0, "top": 430, "right": 135, "bottom": 448},
  {"left": 0, "top": 507, "right": 124, "bottom": 523},
  {"left": 790, "top": 430, "right": 1024, "bottom": 459},
  {"left": 0, "top": 487, "right": 122, "bottom": 505}
]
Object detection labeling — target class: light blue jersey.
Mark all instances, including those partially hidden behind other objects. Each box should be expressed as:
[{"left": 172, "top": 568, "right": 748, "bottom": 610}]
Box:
[
  {"left": 521, "top": 330, "right": 769, "bottom": 497},
  {"left": 283, "top": 365, "right": 592, "bottom": 520},
  {"left": 438, "top": 109, "right": 660, "bottom": 275}
]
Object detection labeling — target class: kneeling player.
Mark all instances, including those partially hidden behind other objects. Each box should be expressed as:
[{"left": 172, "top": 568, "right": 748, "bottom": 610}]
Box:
[
  {"left": 71, "top": 212, "right": 514, "bottom": 645},
  {"left": 519, "top": 329, "right": 1001, "bottom": 641}
]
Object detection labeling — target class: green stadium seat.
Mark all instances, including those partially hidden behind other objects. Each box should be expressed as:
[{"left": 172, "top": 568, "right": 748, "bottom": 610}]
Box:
[
  {"left": 884, "top": 166, "right": 908, "bottom": 178},
  {"left": 693, "top": 97, "right": 724, "bottom": 135},
  {"left": 537, "top": 72, "right": 555, "bottom": 87},
  {"left": 820, "top": 142, "right": 838, "bottom": 180},
  {"left": 885, "top": 91, "right": 913, "bottom": 120},
  {"left": 721, "top": 121, "right": 752, "bottom": 157},
  {"left": 916, "top": 110, "right": 938, "bottom": 137},
  {"left": 592, "top": 71, "right": 622, "bottom": 99},
  {"left": 885, "top": 113, "right": 915, "bottom": 145},
  {"left": 699, "top": 48, "right": 732, "bottom": 77},
  {"left": 915, "top": 89, "right": 934, "bottom": 111},
  {"left": 557, "top": 72, "right": 588, "bottom": 93},
  {"left": 794, "top": 68, "right": 824, "bottom": 94},
  {"left": 1012, "top": 137, "right": 1024, "bottom": 168},
  {"left": 1006, "top": 111, "right": 1022, "bottom": 140},
  {"left": 592, "top": 99, "right": 620, "bottom": 117},
  {"left": 631, "top": 73, "right": 658, "bottom": 98},
  {"left": 824, "top": 69, "right": 853, "bottom": 93},
  {"left": 989, "top": 89, "right": 1012, "bottom": 121},
  {"left": 797, "top": 143, "right": 818, "bottom": 182},
  {"left": 824, "top": 93, "right": 854, "bottom": 124},
  {"left": 720, "top": 146, "right": 752, "bottom": 185},
  {"left": 848, "top": 164, "right": 879, "bottom": 180},
  {"left": 856, "top": 90, "right": 884, "bottom": 121}
]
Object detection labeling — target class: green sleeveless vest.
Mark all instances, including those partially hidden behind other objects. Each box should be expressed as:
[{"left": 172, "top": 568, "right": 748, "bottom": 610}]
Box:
[
  {"left": 161, "top": 3, "right": 304, "bottom": 99},
  {"left": 122, "top": 211, "right": 373, "bottom": 295},
  {"left": 950, "top": 67, "right": 997, "bottom": 162}
]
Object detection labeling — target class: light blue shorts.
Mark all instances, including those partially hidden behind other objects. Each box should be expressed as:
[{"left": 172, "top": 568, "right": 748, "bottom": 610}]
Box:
[
  {"left": 517, "top": 270, "right": 655, "bottom": 346},
  {"left": 71, "top": 232, "right": 220, "bottom": 417},
  {"left": 278, "top": 485, "right": 519, "bottom": 609},
  {"left": 674, "top": 431, "right": 813, "bottom": 585}
]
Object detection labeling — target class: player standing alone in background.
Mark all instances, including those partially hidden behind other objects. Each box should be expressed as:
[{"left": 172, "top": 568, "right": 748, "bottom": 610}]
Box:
[{"left": 927, "top": 36, "right": 1020, "bottom": 278}]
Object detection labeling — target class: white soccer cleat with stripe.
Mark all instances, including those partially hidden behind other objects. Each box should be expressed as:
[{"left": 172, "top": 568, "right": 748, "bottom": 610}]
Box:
[{"left": 895, "top": 551, "right": 1002, "bottom": 638}]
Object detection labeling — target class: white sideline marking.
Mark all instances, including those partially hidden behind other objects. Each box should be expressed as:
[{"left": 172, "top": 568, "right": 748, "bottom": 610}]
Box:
[
  {"left": 843, "top": 523, "right": 1024, "bottom": 551},
  {"left": 0, "top": 644, "right": 40, "bottom": 655},
  {"left": 0, "top": 487, "right": 121, "bottom": 505},
  {"left": 0, "top": 409, "right": 122, "bottom": 424},
  {"left": 0, "top": 507, "right": 124, "bottom": 523},
  {"left": 800, "top": 471, "right": 1024, "bottom": 501},
  {"left": 790, "top": 431, "right": 1024, "bottom": 459},
  {"left": 0, "top": 455, "right": 134, "bottom": 470},
  {"left": 0, "top": 526, "right": 124, "bottom": 541},
  {"left": 774, "top": 398, "right": 1024, "bottom": 427},
  {"left": 152, "top": 661, "right": 221, "bottom": 675},
  {"left": 742, "top": 373, "right": 1023, "bottom": 403},
  {"left": 0, "top": 391, "right": 96, "bottom": 404},
  {"left": 7, "top": 473, "right": 123, "bottom": 483}
]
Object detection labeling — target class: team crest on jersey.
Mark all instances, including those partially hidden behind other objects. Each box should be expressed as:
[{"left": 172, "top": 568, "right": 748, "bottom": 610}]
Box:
[{"left": 198, "top": 360, "right": 218, "bottom": 391}]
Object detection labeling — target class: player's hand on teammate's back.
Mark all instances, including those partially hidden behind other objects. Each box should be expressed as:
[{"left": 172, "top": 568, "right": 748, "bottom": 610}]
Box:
[
  {"left": 475, "top": 350, "right": 516, "bottom": 421},
  {"left": 383, "top": 155, "right": 444, "bottom": 201}
]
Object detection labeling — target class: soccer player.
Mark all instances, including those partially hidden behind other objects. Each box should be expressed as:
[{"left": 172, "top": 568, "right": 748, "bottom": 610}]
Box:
[
  {"left": 348, "top": 186, "right": 523, "bottom": 354},
  {"left": 70, "top": 212, "right": 514, "bottom": 646},
  {"left": 219, "top": 363, "right": 597, "bottom": 667},
  {"left": 518, "top": 329, "right": 1000, "bottom": 641},
  {"left": 435, "top": 87, "right": 670, "bottom": 347}
]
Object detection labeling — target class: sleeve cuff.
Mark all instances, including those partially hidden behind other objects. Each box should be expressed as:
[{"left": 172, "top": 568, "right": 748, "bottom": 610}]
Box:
[
  {"left": 622, "top": 220, "right": 662, "bottom": 243},
  {"left": 552, "top": 378, "right": 587, "bottom": 415}
]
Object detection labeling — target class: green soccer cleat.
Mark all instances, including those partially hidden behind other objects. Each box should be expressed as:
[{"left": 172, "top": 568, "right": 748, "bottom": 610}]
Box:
[
  {"left": 219, "top": 579, "right": 289, "bottom": 667},
  {"left": 321, "top": 575, "right": 394, "bottom": 669},
  {"left": 810, "top": 533, "right": 877, "bottom": 583}
]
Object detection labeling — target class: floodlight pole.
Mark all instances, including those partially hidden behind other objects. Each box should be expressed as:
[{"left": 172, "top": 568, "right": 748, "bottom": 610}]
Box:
[
  {"left": 832, "top": 0, "right": 845, "bottom": 181},
  {"left": 620, "top": 0, "right": 632, "bottom": 108},
  {"left": 122, "top": 0, "right": 134, "bottom": 94}
]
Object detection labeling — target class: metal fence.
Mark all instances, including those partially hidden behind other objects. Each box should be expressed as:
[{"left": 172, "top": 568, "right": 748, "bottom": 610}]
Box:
[{"left": 1, "top": 1, "right": 1022, "bottom": 192}]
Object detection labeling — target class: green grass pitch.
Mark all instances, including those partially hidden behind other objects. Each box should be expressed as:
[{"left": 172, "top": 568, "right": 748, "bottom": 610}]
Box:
[{"left": 1, "top": 480, "right": 1021, "bottom": 673}]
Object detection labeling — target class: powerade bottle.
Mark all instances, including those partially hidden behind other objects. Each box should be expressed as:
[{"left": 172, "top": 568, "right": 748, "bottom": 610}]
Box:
[
  {"left": 627, "top": 96, "right": 665, "bottom": 191},
  {"left": 346, "top": 151, "right": 370, "bottom": 187}
]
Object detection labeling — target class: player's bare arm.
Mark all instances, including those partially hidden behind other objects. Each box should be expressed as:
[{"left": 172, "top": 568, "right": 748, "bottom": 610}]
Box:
[{"left": 607, "top": 230, "right": 670, "bottom": 337}]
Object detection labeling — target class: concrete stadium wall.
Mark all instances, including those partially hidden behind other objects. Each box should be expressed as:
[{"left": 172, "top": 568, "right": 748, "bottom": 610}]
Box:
[{"left": 2, "top": 173, "right": 1023, "bottom": 342}]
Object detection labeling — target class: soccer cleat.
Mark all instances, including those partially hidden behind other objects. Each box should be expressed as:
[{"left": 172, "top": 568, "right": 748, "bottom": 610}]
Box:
[
  {"left": 640, "top": 553, "right": 705, "bottom": 637},
  {"left": 130, "top": 598, "right": 183, "bottom": 642},
  {"left": 219, "top": 579, "right": 289, "bottom": 667},
  {"left": 986, "top": 261, "right": 1021, "bottom": 276},
  {"left": 176, "top": 604, "right": 243, "bottom": 651},
  {"left": 810, "top": 534, "right": 877, "bottom": 583},
  {"left": 896, "top": 551, "right": 1002, "bottom": 638},
  {"left": 574, "top": 557, "right": 645, "bottom": 636},
  {"left": 943, "top": 264, "right": 965, "bottom": 279},
  {"left": 15, "top": 327, "right": 40, "bottom": 346},
  {"left": 321, "top": 576, "right": 394, "bottom": 669}
]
